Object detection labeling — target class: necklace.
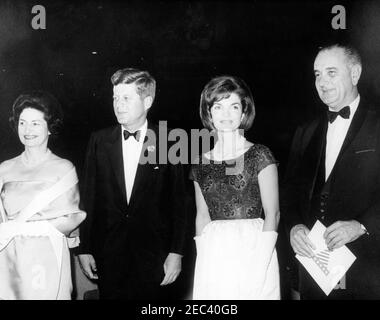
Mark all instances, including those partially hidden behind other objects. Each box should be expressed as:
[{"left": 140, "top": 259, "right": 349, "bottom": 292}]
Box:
[{"left": 20, "top": 149, "right": 52, "bottom": 168}]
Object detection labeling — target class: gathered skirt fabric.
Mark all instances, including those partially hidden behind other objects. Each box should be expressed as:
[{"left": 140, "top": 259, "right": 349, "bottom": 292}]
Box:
[
  {"left": 0, "top": 224, "right": 72, "bottom": 300},
  {"left": 193, "top": 218, "right": 280, "bottom": 300}
]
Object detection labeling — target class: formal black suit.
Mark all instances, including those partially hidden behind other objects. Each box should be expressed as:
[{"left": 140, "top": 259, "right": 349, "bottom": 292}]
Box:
[
  {"left": 78, "top": 122, "right": 191, "bottom": 299},
  {"left": 281, "top": 99, "right": 380, "bottom": 299}
]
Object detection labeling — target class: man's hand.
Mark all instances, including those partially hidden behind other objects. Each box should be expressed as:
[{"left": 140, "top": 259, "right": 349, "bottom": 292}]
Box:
[
  {"left": 78, "top": 254, "right": 98, "bottom": 280},
  {"left": 160, "top": 253, "right": 182, "bottom": 286},
  {"left": 324, "top": 220, "right": 365, "bottom": 250},
  {"left": 290, "top": 224, "right": 316, "bottom": 258}
]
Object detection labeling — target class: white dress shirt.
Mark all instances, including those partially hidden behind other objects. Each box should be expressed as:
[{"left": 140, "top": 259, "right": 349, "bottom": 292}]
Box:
[
  {"left": 325, "top": 95, "right": 360, "bottom": 180},
  {"left": 121, "top": 120, "right": 147, "bottom": 204}
]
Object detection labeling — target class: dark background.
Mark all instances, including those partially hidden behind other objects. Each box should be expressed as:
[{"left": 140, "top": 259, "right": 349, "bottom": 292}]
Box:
[{"left": 1, "top": 0, "right": 380, "bottom": 299}]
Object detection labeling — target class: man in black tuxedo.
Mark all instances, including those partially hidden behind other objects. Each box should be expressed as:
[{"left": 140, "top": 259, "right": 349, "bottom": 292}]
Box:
[
  {"left": 282, "top": 44, "right": 380, "bottom": 299},
  {"left": 77, "top": 68, "right": 190, "bottom": 299}
]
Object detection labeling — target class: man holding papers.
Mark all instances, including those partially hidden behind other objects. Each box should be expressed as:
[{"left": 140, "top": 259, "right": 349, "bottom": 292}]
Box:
[{"left": 282, "top": 43, "right": 380, "bottom": 299}]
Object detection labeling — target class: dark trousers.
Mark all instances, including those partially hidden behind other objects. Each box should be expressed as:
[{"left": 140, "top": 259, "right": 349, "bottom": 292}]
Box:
[
  {"left": 299, "top": 265, "right": 380, "bottom": 300},
  {"left": 97, "top": 256, "right": 170, "bottom": 300},
  {"left": 95, "top": 244, "right": 170, "bottom": 300},
  {"left": 98, "top": 277, "right": 169, "bottom": 300}
]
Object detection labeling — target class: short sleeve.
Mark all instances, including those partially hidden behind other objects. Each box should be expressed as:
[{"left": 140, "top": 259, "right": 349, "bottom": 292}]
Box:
[
  {"left": 256, "top": 145, "right": 278, "bottom": 174},
  {"left": 189, "top": 164, "right": 198, "bottom": 182},
  {"left": 189, "top": 155, "right": 201, "bottom": 182}
]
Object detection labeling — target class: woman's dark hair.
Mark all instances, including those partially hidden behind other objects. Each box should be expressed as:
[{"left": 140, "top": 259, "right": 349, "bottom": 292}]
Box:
[
  {"left": 199, "top": 75, "right": 255, "bottom": 131},
  {"left": 9, "top": 90, "right": 63, "bottom": 135}
]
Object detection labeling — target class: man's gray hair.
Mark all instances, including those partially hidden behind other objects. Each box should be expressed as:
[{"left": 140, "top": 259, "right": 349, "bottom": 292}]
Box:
[{"left": 318, "top": 43, "right": 362, "bottom": 67}]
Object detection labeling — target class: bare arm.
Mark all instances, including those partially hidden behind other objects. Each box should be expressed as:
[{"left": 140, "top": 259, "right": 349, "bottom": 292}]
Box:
[
  {"left": 258, "top": 164, "right": 280, "bottom": 232},
  {"left": 194, "top": 182, "right": 211, "bottom": 236}
]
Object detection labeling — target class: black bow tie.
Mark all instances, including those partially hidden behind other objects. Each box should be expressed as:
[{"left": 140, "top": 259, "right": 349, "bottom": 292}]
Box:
[
  {"left": 327, "top": 106, "right": 351, "bottom": 123},
  {"left": 123, "top": 130, "right": 141, "bottom": 141}
]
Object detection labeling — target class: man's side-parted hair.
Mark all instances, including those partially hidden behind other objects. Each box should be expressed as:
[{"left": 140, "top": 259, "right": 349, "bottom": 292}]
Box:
[
  {"left": 9, "top": 90, "right": 63, "bottom": 135},
  {"left": 318, "top": 43, "right": 362, "bottom": 67},
  {"left": 111, "top": 68, "right": 156, "bottom": 102},
  {"left": 199, "top": 75, "right": 255, "bottom": 131}
]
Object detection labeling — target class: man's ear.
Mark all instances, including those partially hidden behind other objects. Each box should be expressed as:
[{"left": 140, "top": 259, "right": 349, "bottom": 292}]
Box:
[
  {"left": 351, "top": 64, "right": 362, "bottom": 86},
  {"left": 143, "top": 96, "right": 153, "bottom": 111}
]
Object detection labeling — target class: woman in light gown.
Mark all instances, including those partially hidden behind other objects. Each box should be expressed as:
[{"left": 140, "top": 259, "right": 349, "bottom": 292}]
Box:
[
  {"left": 190, "top": 76, "right": 280, "bottom": 300},
  {"left": 0, "top": 91, "right": 86, "bottom": 300}
]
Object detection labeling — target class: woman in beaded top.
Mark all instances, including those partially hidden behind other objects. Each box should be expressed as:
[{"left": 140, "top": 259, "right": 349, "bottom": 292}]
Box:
[
  {"left": 190, "top": 75, "right": 280, "bottom": 299},
  {"left": 0, "top": 91, "right": 86, "bottom": 299}
]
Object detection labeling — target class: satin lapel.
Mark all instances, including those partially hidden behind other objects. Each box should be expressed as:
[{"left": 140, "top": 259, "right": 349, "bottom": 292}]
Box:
[
  {"left": 128, "top": 122, "right": 158, "bottom": 209},
  {"left": 303, "top": 115, "right": 328, "bottom": 199},
  {"left": 333, "top": 102, "right": 368, "bottom": 166},
  {"left": 105, "top": 125, "right": 127, "bottom": 202}
]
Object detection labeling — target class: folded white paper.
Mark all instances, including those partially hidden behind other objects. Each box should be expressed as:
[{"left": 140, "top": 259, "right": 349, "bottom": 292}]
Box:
[{"left": 296, "top": 220, "right": 356, "bottom": 296}]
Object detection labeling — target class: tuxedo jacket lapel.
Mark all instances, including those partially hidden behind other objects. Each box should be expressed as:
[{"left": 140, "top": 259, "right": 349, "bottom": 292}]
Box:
[
  {"left": 106, "top": 125, "right": 127, "bottom": 202},
  {"left": 301, "top": 102, "right": 368, "bottom": 200},
  {"left": 128, "top": 122, "right": 158, "bottom": 210},
  {"left": 316, "top": 102, "right": 369, "bottom": 194},
  {"left": 332, "top": 102, "right": 367, "bottom": 169},
  {"left": 302, "top": 115, "right": 328, "bottom": 200}
]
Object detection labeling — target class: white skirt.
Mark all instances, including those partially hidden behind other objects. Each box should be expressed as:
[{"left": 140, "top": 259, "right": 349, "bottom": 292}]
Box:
[{"left": 193, "top": 218, "right": 280, "bottom": 300}]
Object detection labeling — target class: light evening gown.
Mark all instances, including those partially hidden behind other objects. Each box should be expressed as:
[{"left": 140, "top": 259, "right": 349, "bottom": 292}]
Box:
[
  {"left": 190, "top": 144, "right": 280, "bottom": 300},
  {"left": 0, "top": 167, "right": 83, "bottom": 300}
]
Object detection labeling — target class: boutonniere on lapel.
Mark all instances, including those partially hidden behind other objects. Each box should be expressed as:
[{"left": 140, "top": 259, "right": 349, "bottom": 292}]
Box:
[{"left": 141, "top": 143, "right": 157, "bottom": 165}]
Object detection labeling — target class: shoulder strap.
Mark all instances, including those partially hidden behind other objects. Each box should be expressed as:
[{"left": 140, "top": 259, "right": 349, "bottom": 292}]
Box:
[{"left": 16, "top": 167, "right": 78, "bottom": 223}]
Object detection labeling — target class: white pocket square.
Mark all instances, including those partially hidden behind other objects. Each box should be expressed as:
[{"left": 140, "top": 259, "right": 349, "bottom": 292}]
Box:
[
  {"left": 355, "top": 149, "right": 375, "bottom": 154},
  {"left": 154, "top": 166, "right": 159, "bottom": 170}
]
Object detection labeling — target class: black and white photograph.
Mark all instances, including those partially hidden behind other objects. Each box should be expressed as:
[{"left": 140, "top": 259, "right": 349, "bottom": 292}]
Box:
[{"left": 1, "top": 0, "right": 380, "bottom": 307}]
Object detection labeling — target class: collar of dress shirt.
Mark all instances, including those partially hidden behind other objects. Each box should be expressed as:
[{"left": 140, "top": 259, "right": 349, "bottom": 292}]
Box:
[
  {"left": 121, "top": 120, "right": 148, "bottom": 142},
  {"left": 328, "top": 94, "right": 360, "bottom": 121}
]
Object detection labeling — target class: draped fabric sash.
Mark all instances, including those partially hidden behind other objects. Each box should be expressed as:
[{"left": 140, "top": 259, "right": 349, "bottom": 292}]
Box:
[
  {"left": 0, "top": 186, "right": 7, "bottom": 223},
  {"left": 17, "top": 167, "right": 78, "bottom": 222},
  {"left": 0, "top": 168, "right": 78, "bottom": 300}
]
